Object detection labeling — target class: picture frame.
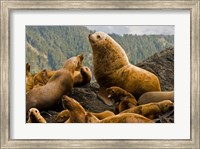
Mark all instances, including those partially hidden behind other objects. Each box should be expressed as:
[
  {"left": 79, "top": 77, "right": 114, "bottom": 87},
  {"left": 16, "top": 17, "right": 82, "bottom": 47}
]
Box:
[{"left": 1, "top": 0, "right": 199, "bottom": 148}]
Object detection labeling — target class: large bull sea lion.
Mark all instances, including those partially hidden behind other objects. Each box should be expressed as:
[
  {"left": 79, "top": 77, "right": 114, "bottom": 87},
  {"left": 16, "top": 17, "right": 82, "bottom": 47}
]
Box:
[{"left": 88, "top": 31, "right": 161, "bottom": 105}]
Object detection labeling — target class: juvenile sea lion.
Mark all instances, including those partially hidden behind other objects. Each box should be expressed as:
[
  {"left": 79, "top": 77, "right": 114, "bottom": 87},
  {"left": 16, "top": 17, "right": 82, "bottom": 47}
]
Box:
[
  {"left": 86, "top": 112, "right": 153, "bottom": 123},
  {"left": 27, "top": 108, "right": 46, "bottom": 123},
  {"left": 33, "top": 69, "right": 49, "bottom": 88},
  {"left": 121, "top": 100, "right": 174, "bottom": 119},
  {"left": 90, "top": 110, "right": 115, "bottom": 120},
  {"left": 62, "top": 95, "right": 86, "bottom": 123},
  {"left": 88, "top": 32, "right": 161, "bottom": 106},
  {"left": 26, "top": 54, "right": 84, "bottom": 113},
  {"left": 106, "top": 86, "right": 137, "bottom": 113},
  {"left": 55, "top": 110, "right": 70, "bottom": 123},
  {"left": 138, "top": 91, "right": 174, "bottom": 105}
]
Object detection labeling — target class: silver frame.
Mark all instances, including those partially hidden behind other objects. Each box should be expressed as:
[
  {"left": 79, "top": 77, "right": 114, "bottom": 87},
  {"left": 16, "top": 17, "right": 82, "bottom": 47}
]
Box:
[{"left": 1, "top": 1, "right": 199, "bottom": 148}]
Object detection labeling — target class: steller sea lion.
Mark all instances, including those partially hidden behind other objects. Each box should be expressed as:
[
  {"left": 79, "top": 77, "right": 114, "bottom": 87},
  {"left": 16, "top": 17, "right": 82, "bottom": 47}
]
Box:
[
  {"left": 27, "top": 108, "right": 46, "bottom": 123},
  {"left": 73, "top": 66, "right": 92, "bottom": 86},
  {"left": 86, "top": 112, "right": 153, "bottom": 123},
  {"left": 26, "top": 63, "right": 34, "bottom": 93},
  {"left": 33, "top": 69, "right": 49, "bottom": 88},
  {"left": 26, "top": 54, "right": 84, "bottom": 113},
  {"left": 62, "top": 95, "right": 86, "bottom": 123},
  {"left": 88, "top": 32, "right": 161, "bottom": 106},
  {"left": 45, "top": 66, "right": 92, "bottom": 87},
  {"left": 90, "top": 110, "right": 115, "bottom": 120},
  {"left": 55, "top": 109, "right": 70, "bottom": 123},
  {"left": 138, "top": 91, "right": 174, "bottom": 105},
  {"left": 121, "top": 100, "right": 174, "bottom": 119},
  {"left": 106, "top": 86, "right": 137, "bottom": 113}
]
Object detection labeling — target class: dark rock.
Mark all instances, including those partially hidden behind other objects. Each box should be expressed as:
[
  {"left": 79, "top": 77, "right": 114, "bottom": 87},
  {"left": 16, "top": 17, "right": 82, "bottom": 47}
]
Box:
[{"left": 71, "top": 82, "right": 115, "bottom": 113}]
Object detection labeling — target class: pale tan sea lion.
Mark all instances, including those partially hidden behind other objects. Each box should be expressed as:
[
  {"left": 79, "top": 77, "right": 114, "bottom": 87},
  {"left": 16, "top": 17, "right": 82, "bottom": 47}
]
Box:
[
  {"left": 62, "top": 95, "right": 86, "bottom": 123},
  {"left": 138, "top": 91, "right": 174, "bottom": 105},
  {"left": 27, "top": 108, "right": 46, "bottom": 123},
  {"left": 121, "top": 100, "right": 174, "bottom": 119},
  {"left": 86, "top": 112, "right": 153, "bottom": 123},
  {"left": 88, "top": 32, "right": 161, "bottom": 106},
  {"left": 26, "top": 54, "right": 83, "bottom": 113},
  {"left": 90, "top": 110, "right": 115, "bottom": 120},
  {"left": 55, "top": 109, "right": 70, "bottom": 123},
  {"left": 106, "top": 86, "right": 137, "bottom": 113}
]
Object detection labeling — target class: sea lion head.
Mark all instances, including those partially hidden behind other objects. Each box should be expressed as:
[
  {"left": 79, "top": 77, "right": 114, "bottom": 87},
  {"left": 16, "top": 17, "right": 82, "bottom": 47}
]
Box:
[
  {"left": 158, "top": 100, "right": 174, "bottom": 113},
  {"left": 62, "top": 95, "right": 85, "bottom": 112},
  {"left": 106, "top": 86, "right": 127, "bottom": 101},
  {"left": 55, "top": 110, "right": 70, "bottom": 123},
  {"left": 63, "top": 54, "right": 84, "bottom": 71},
  {"left": 62, "top": 95, "right": 86, "bottom": 123},
  {"left": 27, "top": 108, "right": 46, "bottom": 123},
  {"left": 88, "top": 31, "right": 108, "bottom": 47}
]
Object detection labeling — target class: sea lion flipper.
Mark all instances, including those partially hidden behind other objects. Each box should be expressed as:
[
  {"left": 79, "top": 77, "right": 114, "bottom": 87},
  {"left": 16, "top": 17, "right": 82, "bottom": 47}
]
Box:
[{"left": 97, "top": 88, "right": 114, "bottom": 106}]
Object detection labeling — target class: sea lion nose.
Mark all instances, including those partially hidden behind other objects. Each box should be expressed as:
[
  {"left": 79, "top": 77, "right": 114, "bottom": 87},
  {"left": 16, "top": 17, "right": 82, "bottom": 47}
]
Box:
[{"left": 88, "top": 34, "right": 91, "bottom": 37}]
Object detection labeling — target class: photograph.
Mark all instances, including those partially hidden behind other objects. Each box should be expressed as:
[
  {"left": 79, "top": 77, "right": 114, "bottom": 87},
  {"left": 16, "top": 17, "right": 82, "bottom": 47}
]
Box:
[
  {"left": 25, "top": 25, "right": 174, "bottom": 123},
  {"left": 1, "top": 0, "right": 199, "bottom": 148}
]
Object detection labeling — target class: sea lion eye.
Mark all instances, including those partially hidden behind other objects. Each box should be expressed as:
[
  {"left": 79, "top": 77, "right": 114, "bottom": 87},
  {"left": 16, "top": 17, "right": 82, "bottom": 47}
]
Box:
[
  {"left": 35, "top": 110, "right": 38, "bottom": 113},
  {"left": 97, "top": 35, "right": 101, "bottom": 39}
]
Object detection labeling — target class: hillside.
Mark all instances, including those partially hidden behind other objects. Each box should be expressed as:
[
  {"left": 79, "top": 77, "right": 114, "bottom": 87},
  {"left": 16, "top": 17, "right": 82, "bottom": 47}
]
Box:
[{"left": 26, "top": 26, "right": 174, "bottom": 73}]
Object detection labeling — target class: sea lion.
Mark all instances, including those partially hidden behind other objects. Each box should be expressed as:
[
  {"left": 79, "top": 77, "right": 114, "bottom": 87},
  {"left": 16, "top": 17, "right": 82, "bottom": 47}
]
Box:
[
  {"left": 121, "top": 100, "right": 174, "bottom": 119},
  {"left": 44, "top": 66, "right": 92, "bottom": 87},
  {"left": 62, "top": 95, "right": 86, "bottom": 123},
  {"left": 86, "top": 112, "right": 153, "bottom": 123},
  {"left": 33, "top": 69, "right": 49, "bottom": 88},
  {"left": 90, "top": 110, "right": 115, "bottom": 120},
  {"left": 26, "top": 63, "right": 31, "bottom": 79},
  {"left": 73, "top": 66, "right": 92, "bottom": 86},
  {"left": 106, "top": 86, "right": 137, "bottom": 113},
  {"left": 26, "top": 54, "right": 84, "bottom": 113},
  {"left": 27, "top": 108, "right": 46, "bottom": 123},
  {"left": 88, "top": 32, "right": 161, "bottom": 106},
  {"left": 26, "top": 63, "right": 34, "bottom": 93},
  {"left": 55, "top": 109, "right": 70, "bottom": 123},
  {"left": 138, "top": 91, "right": 174, "bottom": 105}
]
